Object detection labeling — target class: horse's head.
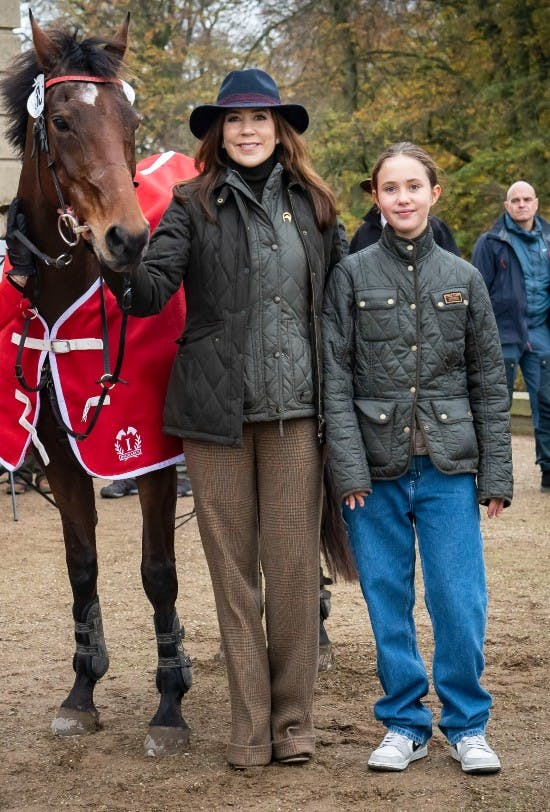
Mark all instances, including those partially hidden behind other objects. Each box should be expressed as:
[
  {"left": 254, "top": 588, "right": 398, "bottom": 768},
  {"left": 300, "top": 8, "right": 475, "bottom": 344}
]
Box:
[{"left": 2, "top": 13, "right": 149, "bottom": 272}]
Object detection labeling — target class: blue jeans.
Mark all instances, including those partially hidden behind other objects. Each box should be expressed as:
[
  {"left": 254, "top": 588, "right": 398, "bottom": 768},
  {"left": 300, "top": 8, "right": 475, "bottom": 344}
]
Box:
[
  {"left": 343, "top": 456, "right": 492, "bottom": 745},
  {"left": 502, "top": 323, "right": 550, "bottom": 429},
  {"left": 538, "top": 352, "right": 550, "bottom": 471}
]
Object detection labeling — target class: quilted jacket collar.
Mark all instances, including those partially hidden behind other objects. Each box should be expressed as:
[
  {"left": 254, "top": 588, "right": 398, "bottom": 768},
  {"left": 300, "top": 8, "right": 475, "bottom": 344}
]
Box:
[{"left": 381, "top": 223, "right": 435, "bottom": 262}]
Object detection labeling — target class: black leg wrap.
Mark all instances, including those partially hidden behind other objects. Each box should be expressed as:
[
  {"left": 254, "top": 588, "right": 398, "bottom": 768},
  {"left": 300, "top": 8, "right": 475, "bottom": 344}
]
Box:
[
  {"left": 73, "top": 596, "right": 109, "bottom": 680},
  {"left": 320, "top": 581, "right": 332, "bottom": 621},
  {"left": 154, "top": 611, "right": 192, "bottom": 694}
]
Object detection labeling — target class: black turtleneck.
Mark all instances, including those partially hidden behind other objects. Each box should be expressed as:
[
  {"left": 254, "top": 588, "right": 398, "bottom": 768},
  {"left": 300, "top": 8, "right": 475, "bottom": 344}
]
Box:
[{"left": 227, "top": 153, "right": 277, "bottom": 202}]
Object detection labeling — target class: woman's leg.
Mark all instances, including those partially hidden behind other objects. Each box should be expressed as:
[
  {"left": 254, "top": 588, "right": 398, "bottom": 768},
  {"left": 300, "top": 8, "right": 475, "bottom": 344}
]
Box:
[
  {"left": 183, "top": 431, "right": 271, "bottom": 767},
  {"left": 413, "top": 458, "right": 492, "bottom": 744},
  {"left": 256, "top": 418, "right": 322, "bottom": 761},
  {"left": 343, "top": 464, "right": 432, "bottom": 744}
]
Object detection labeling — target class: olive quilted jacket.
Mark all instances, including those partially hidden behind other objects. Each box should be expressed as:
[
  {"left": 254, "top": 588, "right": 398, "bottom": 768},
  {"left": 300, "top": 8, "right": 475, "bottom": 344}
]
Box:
[{"left": 322, "top": 225, "right": 513, "bottom": 505}]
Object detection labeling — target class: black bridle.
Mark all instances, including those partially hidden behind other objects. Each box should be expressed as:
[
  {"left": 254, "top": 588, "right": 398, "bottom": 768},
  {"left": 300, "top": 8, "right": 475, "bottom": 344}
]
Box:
[{"left": 13, "top": 73, "right": 133, "bottom": 441}]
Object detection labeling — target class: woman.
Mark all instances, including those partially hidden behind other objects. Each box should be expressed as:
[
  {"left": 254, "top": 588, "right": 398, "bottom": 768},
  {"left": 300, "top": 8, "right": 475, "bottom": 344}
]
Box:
[{"left": 105, "top": 69, "right": 345, "bottom": 768}]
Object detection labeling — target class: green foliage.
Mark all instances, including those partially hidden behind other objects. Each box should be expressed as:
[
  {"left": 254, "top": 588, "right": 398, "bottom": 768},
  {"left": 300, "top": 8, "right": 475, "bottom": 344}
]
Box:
[{"left": 25, "top": 0, "right": 549, "bottom": 251}]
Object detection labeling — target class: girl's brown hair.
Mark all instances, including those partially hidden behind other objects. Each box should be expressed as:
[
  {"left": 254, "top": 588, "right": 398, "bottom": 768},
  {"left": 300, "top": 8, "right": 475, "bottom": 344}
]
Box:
[
  {"left": 174, "top": 110, "right": 338, "bottom": 230},
  {"left": 371, "top": 141, "right": 440, "bottom": 192}
]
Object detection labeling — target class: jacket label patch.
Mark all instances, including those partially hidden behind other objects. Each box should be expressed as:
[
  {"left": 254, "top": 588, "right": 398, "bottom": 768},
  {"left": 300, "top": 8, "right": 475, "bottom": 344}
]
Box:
[{"left": 443, "top": 291, "right": 463, "bottom": 304}]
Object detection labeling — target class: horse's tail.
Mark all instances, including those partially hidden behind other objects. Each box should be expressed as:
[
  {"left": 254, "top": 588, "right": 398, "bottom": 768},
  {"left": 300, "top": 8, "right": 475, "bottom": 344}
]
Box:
[{"left": 320, "top": 465, "right": 358, "bottom": 582}]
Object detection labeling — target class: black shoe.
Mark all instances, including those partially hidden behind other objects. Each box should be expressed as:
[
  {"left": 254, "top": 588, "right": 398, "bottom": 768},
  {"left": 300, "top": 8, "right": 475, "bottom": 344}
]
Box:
[
  {"left": 177, "top": 476, "right": 193, "bottom": 498},
  {"left": 100, "top": 478, "right": 138, "bottom": 498},
  {"left": 541, "top": 471, "right": 550, "bottom": 493}
]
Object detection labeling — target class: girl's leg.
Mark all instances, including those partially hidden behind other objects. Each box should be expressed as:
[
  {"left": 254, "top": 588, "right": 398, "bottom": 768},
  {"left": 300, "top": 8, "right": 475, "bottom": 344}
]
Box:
[
  {"left": 344, "top": 465, "right": 432, "bottom": 744},
  {"left": 414, "top": 457, "right": 492, "bottom": 744},
  {"left": 256, "top": 418, "right": 322, "bottom": 761},
  {"left": 183, "top": 431, "right": 272, "bottom": 768}
]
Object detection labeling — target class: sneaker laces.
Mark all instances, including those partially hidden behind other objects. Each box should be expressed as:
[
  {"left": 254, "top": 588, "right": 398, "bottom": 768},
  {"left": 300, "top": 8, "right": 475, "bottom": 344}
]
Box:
[
  {"left": 460, "top": 735, "right": 493, "bottom": 753},
  {"left": 382, "top": 731, "right": 404, "bottom": 746}
]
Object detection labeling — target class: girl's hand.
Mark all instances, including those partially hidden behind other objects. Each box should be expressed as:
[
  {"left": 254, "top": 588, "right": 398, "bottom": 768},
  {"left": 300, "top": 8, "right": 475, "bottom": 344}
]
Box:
[
  {"left": 487, "top": 498, "right": 505, "bottom": 519},
  {"left": 344, "top": 491, "right": 369, "bottom": 510}
]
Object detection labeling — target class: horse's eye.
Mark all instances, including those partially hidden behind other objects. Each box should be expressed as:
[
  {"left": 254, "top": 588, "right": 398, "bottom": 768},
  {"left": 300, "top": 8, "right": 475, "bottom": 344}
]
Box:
[{"left": 52, "top": 117, "right": 70, "bottom": 132}]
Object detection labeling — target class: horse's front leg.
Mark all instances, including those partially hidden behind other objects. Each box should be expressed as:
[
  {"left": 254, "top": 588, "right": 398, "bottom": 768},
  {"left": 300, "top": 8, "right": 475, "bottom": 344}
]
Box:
[
  {"left": 138, "top": 466, "right": 192, "bottom": 756},
  {"left": 50, "top": 467, "right": 107, "bottom": 735},
  {"left": 37, "top": 407, "right": 108, "bottom": 737}
]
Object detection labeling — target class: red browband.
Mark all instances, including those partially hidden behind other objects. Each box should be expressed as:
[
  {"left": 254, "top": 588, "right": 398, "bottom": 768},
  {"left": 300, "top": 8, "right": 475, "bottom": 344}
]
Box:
[{"left": 45, "top": 75, "right": 122, "bottom": 89}]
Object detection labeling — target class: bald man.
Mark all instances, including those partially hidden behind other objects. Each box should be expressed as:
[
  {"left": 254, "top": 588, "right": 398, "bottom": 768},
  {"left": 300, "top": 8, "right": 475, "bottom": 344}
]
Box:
[{"left": 473, "top": 181, "right": 550, "bottom": 492}]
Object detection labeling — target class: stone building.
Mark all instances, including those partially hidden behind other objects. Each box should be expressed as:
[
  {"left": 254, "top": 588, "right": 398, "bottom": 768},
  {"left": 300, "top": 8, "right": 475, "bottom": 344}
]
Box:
[{"left": 0, "top": 0, "right": 22, "bottom": 235}]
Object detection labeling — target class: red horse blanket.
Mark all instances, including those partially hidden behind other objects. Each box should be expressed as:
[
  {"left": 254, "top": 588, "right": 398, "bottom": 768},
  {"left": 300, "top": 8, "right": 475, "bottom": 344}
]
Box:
[{"left": 0, "top": 151, "right": 197, "bottom": 477}]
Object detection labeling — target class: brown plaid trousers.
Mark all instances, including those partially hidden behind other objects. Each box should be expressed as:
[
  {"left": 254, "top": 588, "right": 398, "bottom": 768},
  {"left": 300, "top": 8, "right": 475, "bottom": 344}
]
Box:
[{"left": 184, "top": 417, "right": 322, "bottom": 766}]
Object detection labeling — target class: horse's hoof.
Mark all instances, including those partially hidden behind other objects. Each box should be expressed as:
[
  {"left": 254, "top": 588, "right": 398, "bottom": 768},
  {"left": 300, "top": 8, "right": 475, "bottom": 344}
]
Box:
[
  {"left": 318, "top": 643, "right": 333, "bottom": 672},
  {"left": 144, "top": 724, "right": 191, "bottom": 757},
  {"left": 51, "top": 707, "right": 101, "bottom": 736}
]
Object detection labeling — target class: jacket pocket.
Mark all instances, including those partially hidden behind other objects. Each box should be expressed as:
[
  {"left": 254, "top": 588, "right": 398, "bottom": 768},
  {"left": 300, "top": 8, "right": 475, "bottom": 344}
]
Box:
[
  {"left": 430, "top": 287, "right": 469, "bottom": 341},
  {"left": 284, "top": 320, "right": 314, "bottom": 405},
  {"left": 169, "top": 322, "right": 227, "bottom": 429},
  {"left": 354, "top": 398, "right": 396, "bottom": 467},
  {"left": 355, "top": 287, "right": 400, "bottom": 341},
  {"left": 426, "top": 397, "right": 478, "bottom": 463}
]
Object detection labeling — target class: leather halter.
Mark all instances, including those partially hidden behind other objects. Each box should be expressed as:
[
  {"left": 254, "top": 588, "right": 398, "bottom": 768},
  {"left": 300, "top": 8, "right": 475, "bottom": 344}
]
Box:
[{"left": 13, "top": 73, "right": 133, "bottom": 441}]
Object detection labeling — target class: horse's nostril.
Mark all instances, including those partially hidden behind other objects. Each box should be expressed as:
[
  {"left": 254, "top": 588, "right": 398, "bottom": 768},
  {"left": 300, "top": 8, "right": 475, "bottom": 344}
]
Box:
[{"left": 105, "top": 224, "right": 149, "bottom": 264}]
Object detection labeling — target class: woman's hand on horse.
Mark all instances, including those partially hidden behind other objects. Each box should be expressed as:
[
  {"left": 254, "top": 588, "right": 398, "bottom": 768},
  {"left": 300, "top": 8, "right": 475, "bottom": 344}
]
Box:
[{"left": 6, "top": 198, "right": 36, "bottom": 277}]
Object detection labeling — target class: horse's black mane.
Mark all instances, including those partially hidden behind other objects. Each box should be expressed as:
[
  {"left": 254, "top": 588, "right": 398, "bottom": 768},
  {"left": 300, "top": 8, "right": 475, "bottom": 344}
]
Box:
[{"left": 0, "top": 27, "right": 124, "bottom": 157}]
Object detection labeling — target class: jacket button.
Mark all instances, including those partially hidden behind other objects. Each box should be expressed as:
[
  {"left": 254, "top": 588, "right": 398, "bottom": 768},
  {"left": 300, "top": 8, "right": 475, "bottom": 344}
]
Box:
[
  {"left": 407, "top": 265, "right": 414, "bottom": 271},
  {"left": 407, "top": 244, "right": 413, "bottom": 251},
  {"left": 387, "top": 298, "right": 395, "bottom": 305},
  {"left": 437, "top": 301, "right": 444, "bottom": 308},
  {"left": 410, "top": 386, "right": 416, "bottom": 393},
  {"left": 464, "top": 299, "right": 469, "bottom": 305},
  {"left": 440, "top": 413, "right": 448, "bottom": 420},
  {"left": 273, "top": 295, "right": 281, "bottom": 303},
  {"left": 271, "top": 244, "right": 278, "bottom": 250},
  {"left": 274, "top": 351, "right": 281, "bottom": 358},
  {"left": 411, "top": 345, "right": 417, "bottom": 352},
  {"left": 410, "top": 303, "right": 416, "bottom": 310},
  {"left": 379, "top": 413, "right": 387, "bottom": 421},
  {"left": 403, "top": 426, "right": 411, "bottom": 433},
  {"left": 217, "top": 197, "right": 224, "bottom": 204},
  {"left": 359, "top": 300, "right": 366, "bottom": 308}
]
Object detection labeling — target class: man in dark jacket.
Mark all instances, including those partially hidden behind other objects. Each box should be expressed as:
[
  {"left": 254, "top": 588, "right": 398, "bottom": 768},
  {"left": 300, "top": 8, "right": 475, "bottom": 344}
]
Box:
[
  {"left": 349, "top": 178, "right": 461, "bottom": 256},
  {"left": 472, "top": 181, "right": 550, "bottom": 492}
]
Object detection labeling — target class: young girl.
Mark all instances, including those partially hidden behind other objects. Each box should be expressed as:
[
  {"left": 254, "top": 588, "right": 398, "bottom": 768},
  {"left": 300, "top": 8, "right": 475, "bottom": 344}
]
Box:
[{"left": 322, "top": 142, "right": 513, "bottom": 774}]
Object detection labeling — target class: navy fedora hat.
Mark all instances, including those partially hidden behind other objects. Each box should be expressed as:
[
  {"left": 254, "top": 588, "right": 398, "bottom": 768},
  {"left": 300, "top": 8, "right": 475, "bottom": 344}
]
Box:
[{"left": 189, "top": 68, "right": 309, "bottom": 139}]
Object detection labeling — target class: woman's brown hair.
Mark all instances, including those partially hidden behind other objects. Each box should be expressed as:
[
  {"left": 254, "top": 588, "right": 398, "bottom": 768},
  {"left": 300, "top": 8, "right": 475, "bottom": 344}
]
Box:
[{"left": 174, "top": 110, "right": 338, "bottom": 230}]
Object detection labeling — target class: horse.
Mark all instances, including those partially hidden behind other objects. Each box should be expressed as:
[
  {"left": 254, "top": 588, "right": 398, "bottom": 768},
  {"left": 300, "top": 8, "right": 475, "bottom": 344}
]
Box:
[{"left": 0, "top": 13, "right": 192, "bottom": 756}]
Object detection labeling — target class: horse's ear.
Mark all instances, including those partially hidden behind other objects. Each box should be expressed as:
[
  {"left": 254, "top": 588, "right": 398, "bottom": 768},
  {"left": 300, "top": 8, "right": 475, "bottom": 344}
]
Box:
[
  {"left": 104, "top": 13, "right": 130, "bottom": 61},
  {"left": 29, "top": 9, "right": 61, "bottom": 72}
]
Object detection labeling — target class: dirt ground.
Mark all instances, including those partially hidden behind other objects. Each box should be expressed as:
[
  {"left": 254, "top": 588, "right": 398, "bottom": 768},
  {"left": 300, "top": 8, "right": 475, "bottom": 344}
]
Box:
[{"left": 0, "top": 433, "right": 548, "bottom": 812}]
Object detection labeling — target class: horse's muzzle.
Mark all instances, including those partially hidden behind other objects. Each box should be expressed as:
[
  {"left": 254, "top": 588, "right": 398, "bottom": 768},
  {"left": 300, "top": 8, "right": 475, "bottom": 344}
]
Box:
[{"left": 104, "top": 224, "right": 149, "bottom": 269}]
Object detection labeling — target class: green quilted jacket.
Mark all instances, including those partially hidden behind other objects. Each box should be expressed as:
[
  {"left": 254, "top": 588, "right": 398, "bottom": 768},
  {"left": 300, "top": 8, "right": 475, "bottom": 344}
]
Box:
[{"left": 322, "top": 225, "right": 513, "bottom": 505}]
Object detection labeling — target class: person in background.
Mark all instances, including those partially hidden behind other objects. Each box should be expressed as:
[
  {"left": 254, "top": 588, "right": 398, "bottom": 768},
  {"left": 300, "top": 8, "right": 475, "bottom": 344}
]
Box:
[
  {"left": 102, "top": 68, "right": 345, "bottom": 768},
  {"left": 349, "top": 177, "right": 461, "bottom": 256},
  {"left": 99, "top": 464, "right": 192, "bottom": 499},
  {"left": 323, "top": 142, "right": 512, "bottom": 774},
  {"left": 472, "top": 181, "right": 550, "bottom": 492},
  {"left": 5, "top": 452, "right": 50, "bottom": 495}
]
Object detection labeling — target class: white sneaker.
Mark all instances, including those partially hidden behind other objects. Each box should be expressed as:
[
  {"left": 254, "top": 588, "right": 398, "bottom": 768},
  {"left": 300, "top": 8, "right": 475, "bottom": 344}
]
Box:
[
  {"left": 450, "top": 734, "right": 501, "bottom": 773},
  {"left": 368, "top": 731, "right": 428, "bottom": 771}
]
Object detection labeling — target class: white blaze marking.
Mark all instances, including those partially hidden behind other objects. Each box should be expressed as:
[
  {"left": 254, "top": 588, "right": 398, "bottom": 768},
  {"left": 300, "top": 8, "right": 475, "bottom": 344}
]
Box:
[{"left": 77, "top": 84, "right": 99, "bottom": 105}]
